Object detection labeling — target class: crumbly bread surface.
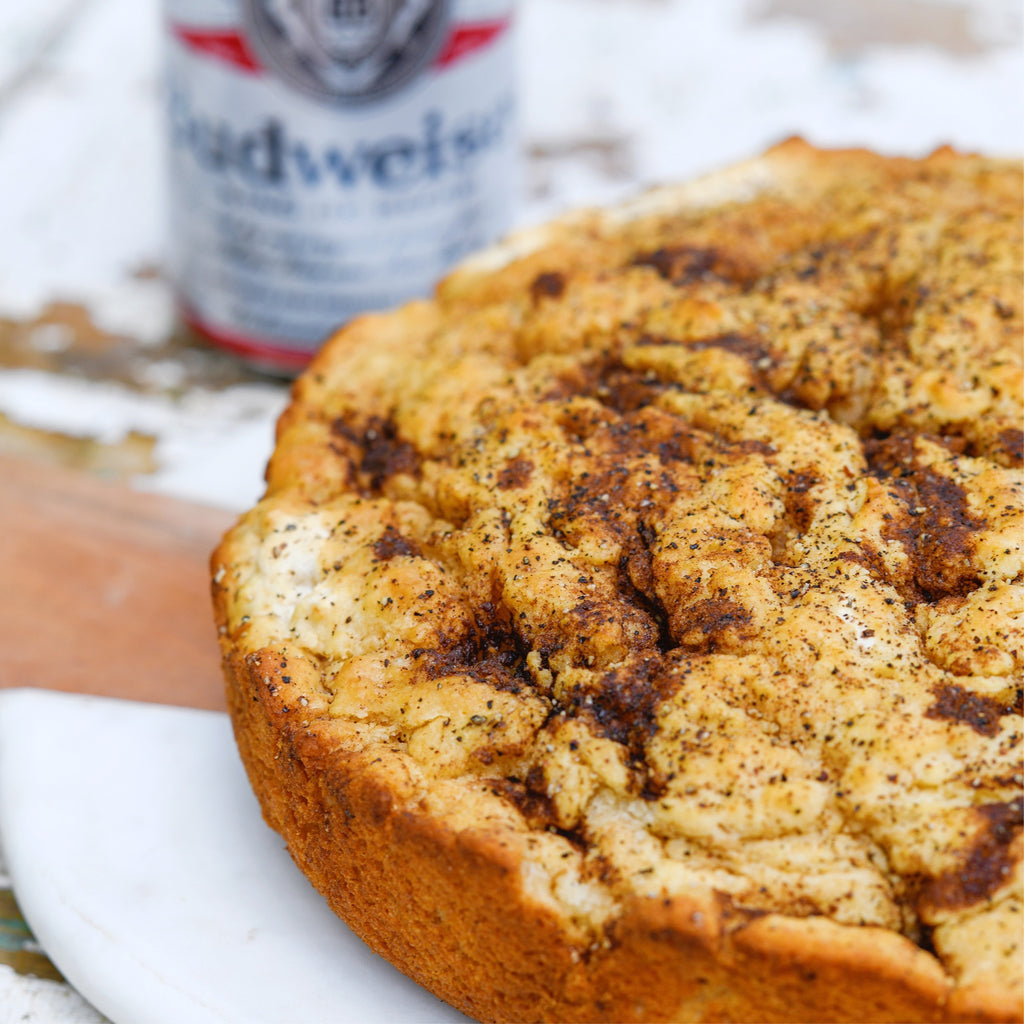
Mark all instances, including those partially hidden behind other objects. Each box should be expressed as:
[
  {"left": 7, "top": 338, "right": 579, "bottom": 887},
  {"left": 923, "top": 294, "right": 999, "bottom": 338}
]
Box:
[{"left": 212, "top": 139, "right": 1024, "bottom": 1023}]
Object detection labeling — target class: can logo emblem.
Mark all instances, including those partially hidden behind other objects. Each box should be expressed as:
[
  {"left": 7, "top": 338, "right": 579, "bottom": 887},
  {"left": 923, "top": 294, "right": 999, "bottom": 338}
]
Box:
[{"left": 243, "top": 0, "right": 452, "bottom": 104}]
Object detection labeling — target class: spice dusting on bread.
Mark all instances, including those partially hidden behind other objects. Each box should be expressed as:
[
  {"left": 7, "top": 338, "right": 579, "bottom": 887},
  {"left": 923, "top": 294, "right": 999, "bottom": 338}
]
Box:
[{"left": 212, "top": 139, "right": 1023, "bottom": 1023}]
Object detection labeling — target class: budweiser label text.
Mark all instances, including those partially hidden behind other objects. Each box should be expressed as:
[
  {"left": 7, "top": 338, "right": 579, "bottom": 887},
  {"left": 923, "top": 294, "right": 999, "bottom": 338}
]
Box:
[{"left": 164, "top": 0, "right": 519, "bottom": 371}]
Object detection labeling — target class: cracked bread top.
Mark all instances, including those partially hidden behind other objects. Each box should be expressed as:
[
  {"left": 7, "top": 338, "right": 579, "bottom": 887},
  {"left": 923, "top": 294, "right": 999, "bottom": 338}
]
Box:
[{"left": 213, "top": 139, "right": 1023, "bottom": 1020}]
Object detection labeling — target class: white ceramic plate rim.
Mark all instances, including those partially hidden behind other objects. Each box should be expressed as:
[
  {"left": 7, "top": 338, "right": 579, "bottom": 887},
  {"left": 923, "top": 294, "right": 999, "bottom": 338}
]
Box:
[{"left": 0, "top": 688, "right": 468, "bottom": 1024}]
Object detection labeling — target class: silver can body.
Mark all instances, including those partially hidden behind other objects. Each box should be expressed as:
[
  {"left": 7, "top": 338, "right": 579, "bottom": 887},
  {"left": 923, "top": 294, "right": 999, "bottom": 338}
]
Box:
[{"left": 164, "top": 0, "right": 519, "bottom": 371}]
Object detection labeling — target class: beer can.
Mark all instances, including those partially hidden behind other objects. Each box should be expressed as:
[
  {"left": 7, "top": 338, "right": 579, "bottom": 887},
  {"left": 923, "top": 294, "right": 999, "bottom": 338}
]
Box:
[{"left": 163, "top": 0, "right": 520, "bottom": 373}]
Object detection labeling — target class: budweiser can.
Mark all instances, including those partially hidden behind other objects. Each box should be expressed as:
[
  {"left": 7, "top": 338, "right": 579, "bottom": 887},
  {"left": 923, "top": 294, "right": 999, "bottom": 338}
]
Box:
[{"left": 163, "top": 0, "right": 519, "bottom": 373}]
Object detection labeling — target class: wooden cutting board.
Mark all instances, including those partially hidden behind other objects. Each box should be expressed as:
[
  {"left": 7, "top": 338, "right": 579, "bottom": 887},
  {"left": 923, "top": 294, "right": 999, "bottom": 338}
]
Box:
[{"left": 0, "top": 456, "right": 238, "bottom": 711}]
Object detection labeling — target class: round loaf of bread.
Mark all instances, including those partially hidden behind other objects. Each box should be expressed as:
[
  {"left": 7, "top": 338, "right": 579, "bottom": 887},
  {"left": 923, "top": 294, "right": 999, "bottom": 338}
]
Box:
[{"left": 212, "top": 139, "right": 1023, "bottom": 1022}]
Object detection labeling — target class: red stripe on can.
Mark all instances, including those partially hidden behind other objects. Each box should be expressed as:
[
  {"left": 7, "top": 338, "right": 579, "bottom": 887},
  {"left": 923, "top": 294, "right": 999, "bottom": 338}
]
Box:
[
  {"left": 433, "top": 19, "right": 511, "bottom": 67},
  {"left": 170, "top": 19, "right": 509, "bottom": 75},
  {"left": 181, "top": 309, "right": 316, "bottom": 373},
  {"left": 170, "top": 25, "right": 264, "bottom": 72}
]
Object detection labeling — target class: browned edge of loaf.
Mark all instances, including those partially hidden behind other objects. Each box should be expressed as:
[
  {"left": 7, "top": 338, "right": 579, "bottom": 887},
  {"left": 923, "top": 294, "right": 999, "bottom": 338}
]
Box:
[{"left": 215, "top": 641, "right": 1020, "bottom": 1024}]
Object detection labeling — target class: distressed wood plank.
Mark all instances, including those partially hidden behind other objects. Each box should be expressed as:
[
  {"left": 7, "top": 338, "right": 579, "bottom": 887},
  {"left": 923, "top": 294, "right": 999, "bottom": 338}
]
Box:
[{"left": 0, "top": 456, "right": 233, "bottom": 710}]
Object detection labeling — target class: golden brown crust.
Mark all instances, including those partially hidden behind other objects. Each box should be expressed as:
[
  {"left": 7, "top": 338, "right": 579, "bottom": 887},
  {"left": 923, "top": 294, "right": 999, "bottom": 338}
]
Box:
[
  {"left": 221, "top": 649, "right": 959, "bottom": 1023},
  {"left": 212, "top": 139, "right": 1024, "bottom": 1022}
]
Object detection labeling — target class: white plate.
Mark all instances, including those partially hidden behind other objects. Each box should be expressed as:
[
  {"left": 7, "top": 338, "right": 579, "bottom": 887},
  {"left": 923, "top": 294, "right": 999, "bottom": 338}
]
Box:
[{"left": 0, "top": 689, "right": 469, "bottom": 1024}]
